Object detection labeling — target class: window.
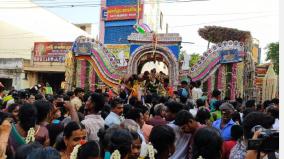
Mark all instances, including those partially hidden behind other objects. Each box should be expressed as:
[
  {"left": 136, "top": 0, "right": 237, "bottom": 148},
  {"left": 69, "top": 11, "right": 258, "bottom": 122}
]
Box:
[{"left": 23, "top": 72, "right": 28, "bottom": 80}]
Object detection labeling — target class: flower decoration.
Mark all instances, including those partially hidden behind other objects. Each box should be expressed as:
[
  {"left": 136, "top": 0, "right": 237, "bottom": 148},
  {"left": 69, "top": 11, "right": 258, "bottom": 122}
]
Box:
[
  {"left": 70, "top": 144, "right": 81, "bottom": 159},
  {"left": 70, "top": 140, "right": 87, "bottom": 159},
  {"left": 25, "top": 127, "right": 35, "bottom": 143},
  {"left": 141, "top": 142, "right": 157, "bottom": 159},
  {"left": 147, "top": 143, "right": 156, "bottom": 159},
  {"left": 110, "top": 150, "right": 121, "bottom": 159},
  {"left": 119, "top": 115, "right": 125, "bottom": 122}
]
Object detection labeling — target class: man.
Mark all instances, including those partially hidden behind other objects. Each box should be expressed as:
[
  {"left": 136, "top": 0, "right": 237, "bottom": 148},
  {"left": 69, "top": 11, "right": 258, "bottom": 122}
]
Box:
[
  {"left": 210, "top": 89, "right": 221, "bottom": 112},
  {"left": 70, "top": 87, "right": 84, "bottom": 111},
  {"left": 164, "top": 101, "right": 184, "bottom": 122},
  {"left": 229, "top": 112, "right": 275, "bottom": 159},
  {"left": 105, "top": 98, "right": 124, "bottom": 127},
  {"left": 191, "top": 80, "right": 203, "bottom": 102},
  {"left": 271, "top": 98, "right": 279, "bottom": 109},
  {"left": 245, "top": 99, "right": 256, "bottom": 110},
  {"left": 81, "top": 93, "right": 105, "bottom": 141},
  {"left": 212, "top": 103, "right": 236, "bottom": 141},
  {"left": 178, "top": 81, "right": 189, "bottom": 101},
  {"left": 190, "top": 98, "right": 205, "bottom": 117},
  {"left": 147, "top": 103, "right": 167, "bottom": 126},
  {"left": 27, "top": 94, "right": 35, "bottom": 104},
  {"left": 168, "top": 110, "right": 204, "bottom": 159}
]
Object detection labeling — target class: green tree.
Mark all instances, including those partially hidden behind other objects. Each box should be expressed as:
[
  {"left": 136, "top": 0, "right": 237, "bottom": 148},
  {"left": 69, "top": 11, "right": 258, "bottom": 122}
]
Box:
[
  {"left": 190, "top": 53, "right": 201, "bottom": 67},
  {"left": 265, "top": 42, "right": 279, "bottom": 74}
]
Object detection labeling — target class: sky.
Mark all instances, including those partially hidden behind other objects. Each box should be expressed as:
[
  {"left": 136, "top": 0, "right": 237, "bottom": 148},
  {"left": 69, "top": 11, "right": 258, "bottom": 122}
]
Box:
[{"left": 33, "top": 0, "right": 279, "bottom": 63}]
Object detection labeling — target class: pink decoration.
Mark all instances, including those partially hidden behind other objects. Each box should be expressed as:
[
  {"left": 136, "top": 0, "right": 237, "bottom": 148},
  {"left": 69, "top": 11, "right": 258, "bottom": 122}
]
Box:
[
  {"left": 91, "top": 69, "right": 96, "bottom": 91},
  {"left": 230, "top": 63, "right": 238, "bottom": 100},
  {"left": 192, "top": 57, "right": 221, "bottom": 81},
  {"left": 91, "top": 49, "right": 120, "bottom": 79}
]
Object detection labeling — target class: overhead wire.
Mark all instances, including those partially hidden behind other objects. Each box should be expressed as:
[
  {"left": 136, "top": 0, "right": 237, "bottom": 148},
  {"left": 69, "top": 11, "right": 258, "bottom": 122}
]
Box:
[
  {"left": 169, "top": 14, "right": 277, "bottom": 28},
  {"left": 0, "top": 0, "right": 208, "bottom": 9}
]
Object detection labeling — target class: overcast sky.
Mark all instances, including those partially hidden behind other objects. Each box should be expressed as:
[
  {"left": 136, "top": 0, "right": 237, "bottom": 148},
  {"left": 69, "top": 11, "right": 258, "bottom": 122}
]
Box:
[{"left": 35, "top": 0, "right": 279, "bottom": 63}]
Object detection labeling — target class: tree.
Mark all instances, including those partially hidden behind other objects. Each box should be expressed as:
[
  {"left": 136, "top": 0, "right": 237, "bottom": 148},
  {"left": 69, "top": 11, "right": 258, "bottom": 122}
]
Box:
[
  {"left": 190, "top": 53, "right": 201, "bottom": 67},
  {"left": 265, "top": 42, "right": 279, "bottom": 74}
]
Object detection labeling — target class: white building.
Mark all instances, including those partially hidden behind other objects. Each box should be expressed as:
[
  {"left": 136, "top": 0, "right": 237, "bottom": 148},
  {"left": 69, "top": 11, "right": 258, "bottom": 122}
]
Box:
[{"left": 0, "top": 0, "right": 90, "bottom": 90}]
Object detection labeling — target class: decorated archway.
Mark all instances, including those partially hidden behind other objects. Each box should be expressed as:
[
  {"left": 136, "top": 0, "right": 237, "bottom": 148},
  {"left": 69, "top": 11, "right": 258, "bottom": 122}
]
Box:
[{"left": 128, "top": 45, "right": 179, "bottom": 87}]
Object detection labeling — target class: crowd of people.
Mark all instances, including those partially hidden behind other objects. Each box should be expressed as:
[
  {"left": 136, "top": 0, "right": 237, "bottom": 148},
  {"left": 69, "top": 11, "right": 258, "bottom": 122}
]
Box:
[{"left": 0, "top": 77, "right": 279, "bottom": 159}]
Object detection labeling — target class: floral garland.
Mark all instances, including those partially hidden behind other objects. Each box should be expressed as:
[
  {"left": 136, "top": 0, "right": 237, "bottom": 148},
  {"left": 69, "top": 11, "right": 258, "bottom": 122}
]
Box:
[
  {"left": 25, "top": 128, "right": 35, "bottom": 144},
  {"left": 146, "top": 142, "right": 157, "bottom": 159},
  {"left": 70, "top": 140, "right": 87, "bottom": 159},
  {"left": 230, "top": 63, "right": 237, "bottom": 100},
  {"left": 110, "top": 143, "right": 157, "bottom": 159},
  {"left": 110, "top": 150, "right": 121, "bottom": 159},
  {"left": 70, "top": 144, "right": 81, "bottom": 159},
  {"left": 217, "top": 65, "right": 224, "bottom": 90}
]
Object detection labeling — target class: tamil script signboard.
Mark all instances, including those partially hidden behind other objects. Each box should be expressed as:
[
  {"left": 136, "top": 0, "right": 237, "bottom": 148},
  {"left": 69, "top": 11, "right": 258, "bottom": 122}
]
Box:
[
  {"left": 33, "top": 42, "right": 72, "bottom": 62},
  {"left": 102, "top": 5, "right": 143, "bottom": 21}
]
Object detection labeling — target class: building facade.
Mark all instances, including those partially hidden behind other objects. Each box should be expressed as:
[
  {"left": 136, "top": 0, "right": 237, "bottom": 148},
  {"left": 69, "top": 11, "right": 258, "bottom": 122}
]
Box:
[{"left": 99, "top": 0, "right": 167, "bottom": 44}]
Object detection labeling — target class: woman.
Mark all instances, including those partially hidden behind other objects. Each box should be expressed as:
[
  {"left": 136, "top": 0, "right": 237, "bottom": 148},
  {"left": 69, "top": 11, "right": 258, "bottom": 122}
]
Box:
[
  {"left": 7, "top": 103, "right": 20, "bottom": 123},
  {"left": 128, "top": 131, "right": 142, "bottom": 159},
  {"left": 192, "top": 127, "right": 223, "bottom": 159},
  {"left": 77, "top": 141, "right": 100, "bottom": 159},
  {"left": 55, "top": 121, "right": 87, "bottom": 159},
  {"left": 109, "top": 128, "right": 133, "bottom": 159},
  {"left": 26, "top": 147, "right": 60, "bottom": 159},
  {"left": 34, "top": 100, "right": 53, "bottom": 127},
  {"left": 10, "top": 104, "right": 50, "bottom": 152},
  {"left": 149, "top": 125, "right": 176, "bottom": 159}
]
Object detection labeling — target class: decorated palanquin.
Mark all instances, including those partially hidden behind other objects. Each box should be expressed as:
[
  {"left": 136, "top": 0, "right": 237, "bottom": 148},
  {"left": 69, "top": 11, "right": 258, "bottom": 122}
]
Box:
[
  {"left": 189, "top": 25, "right": 256, "bottom": 100},
  {"left": 189, "top": 41, "right": 247, "bottom": 100},
  {"left": 65, "top": 36, "right": 126, "bottom": 91},
  {"left": 255, "top": 63, "right": 278, "bottom": 102},
  {"left": 65, "top": 33, "right": 182, "bottom": 92}
]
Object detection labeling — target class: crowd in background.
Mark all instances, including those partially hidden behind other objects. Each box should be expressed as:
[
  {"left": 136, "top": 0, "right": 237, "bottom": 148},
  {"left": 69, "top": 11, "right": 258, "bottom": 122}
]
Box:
[{"left": 0, "top": 74, "right": 279, "bottom": 159}]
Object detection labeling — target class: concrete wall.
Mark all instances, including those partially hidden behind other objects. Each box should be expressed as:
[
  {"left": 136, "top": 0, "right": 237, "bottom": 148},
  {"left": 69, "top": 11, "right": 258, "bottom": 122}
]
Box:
[{"left": 0, "top": 58, "right": 25, "bottom": 89}]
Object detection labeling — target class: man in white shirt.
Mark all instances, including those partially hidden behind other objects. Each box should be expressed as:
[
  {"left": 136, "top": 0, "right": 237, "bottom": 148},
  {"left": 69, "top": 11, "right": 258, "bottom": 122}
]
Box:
[
  {"left": 168, "top": 110, "right": 193, "bottom": 159},
  {"left": 70, "top": 87, "right": 84, "bottom": 111},
  {"left": 81, "top": 93, "right": 105, "bottom": 141},
  {"left": 105, "top": 98, "right": 124, "bottom": 127},
  {"left": 191, "top": 80, "right": 203, "bottom": 102}
]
